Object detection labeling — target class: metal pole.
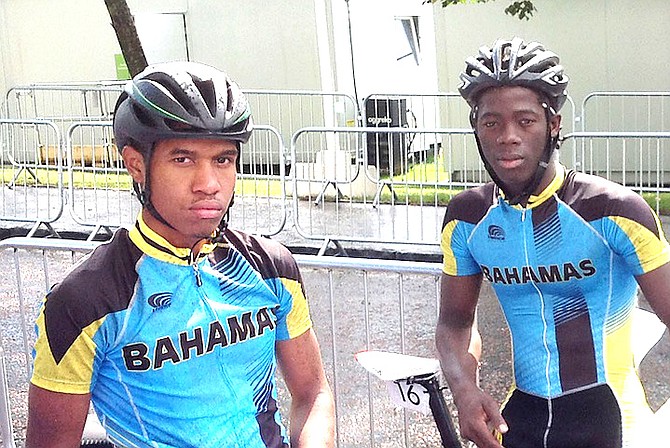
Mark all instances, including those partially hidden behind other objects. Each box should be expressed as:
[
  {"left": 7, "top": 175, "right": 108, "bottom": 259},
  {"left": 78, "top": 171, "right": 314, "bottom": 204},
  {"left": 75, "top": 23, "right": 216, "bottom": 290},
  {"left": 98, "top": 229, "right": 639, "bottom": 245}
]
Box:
[{"left": 415, "top": 374, "right": 462, "bottom": 448}]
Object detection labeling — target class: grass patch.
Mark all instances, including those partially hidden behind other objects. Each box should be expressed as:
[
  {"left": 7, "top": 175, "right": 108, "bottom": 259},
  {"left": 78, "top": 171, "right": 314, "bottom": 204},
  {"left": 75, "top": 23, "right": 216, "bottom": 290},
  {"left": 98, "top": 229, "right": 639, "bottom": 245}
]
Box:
[
  {"left": 3, "top": 166, "right": 670, "bottom": 214},
  {"left": 641, "top": 192, "right": 670, "bottom": 216},
  {"left": 375, "top": 185, "right": 462, "bottom": 206},
  {"left": 1, "top": 167, "right": 283, "bottom": 196}
]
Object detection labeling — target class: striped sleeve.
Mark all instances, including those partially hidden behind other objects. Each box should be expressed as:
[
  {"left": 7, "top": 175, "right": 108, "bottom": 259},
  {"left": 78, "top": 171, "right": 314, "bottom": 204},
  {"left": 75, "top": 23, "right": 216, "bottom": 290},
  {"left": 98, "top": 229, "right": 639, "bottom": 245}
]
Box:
[
  {"left": 278, "top": 277, "right": 312, "bottom": 340},
  {"left": 607, "top": 214, "right": 670, "bottom": 275},
  {"left": 440, "top": 186, "right": 493, "bottom": 276},
  {"left": 441, "top": 218, "right": 481, "bottom": 276}
]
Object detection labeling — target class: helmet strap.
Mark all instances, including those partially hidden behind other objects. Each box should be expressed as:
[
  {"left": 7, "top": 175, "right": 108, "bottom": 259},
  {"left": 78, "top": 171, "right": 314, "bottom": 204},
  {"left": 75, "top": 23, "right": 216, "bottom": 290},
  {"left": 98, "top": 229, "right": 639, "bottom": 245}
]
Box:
[{"left": 134, "top": 149, "right": 178, "bottom": 231}]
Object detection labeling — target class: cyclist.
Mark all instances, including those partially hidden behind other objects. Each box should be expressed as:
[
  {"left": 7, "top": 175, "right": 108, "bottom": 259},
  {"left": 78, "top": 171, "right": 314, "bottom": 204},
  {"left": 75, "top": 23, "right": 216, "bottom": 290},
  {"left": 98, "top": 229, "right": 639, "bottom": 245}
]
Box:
[
  {"left": 26, "top": 61, "right": 335, "bottom": 447},
  {"left": 435, "top": 37, "right": 670, "bottom": 448}
]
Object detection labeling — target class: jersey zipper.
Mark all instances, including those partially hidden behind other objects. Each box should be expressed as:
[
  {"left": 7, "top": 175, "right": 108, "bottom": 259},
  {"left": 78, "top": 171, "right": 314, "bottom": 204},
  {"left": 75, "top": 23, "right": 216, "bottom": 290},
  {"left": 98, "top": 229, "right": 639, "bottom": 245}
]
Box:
[{"left": 188, "top": 249, "right": 203, "bottom": 287}]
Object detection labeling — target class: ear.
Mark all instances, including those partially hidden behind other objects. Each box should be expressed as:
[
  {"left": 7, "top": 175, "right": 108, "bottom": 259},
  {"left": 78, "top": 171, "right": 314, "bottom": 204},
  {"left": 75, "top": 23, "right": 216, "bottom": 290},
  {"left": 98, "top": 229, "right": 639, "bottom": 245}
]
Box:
[
  {"left": 549, "top": 114, "right": 562, "bottom": 138},
  {"left": 121, "top": 146, "right": 147, "bottom": 185}
]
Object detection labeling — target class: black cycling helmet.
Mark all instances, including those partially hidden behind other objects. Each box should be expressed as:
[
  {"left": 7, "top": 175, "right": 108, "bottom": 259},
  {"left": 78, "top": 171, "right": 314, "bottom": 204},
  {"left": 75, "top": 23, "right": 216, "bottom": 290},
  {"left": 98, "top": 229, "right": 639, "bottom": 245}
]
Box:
[
  {"left": 459, "top": 37, "right": 568, "bottom": 205},
  {"left": 459, "top": 37, "right": 568, "bottom": 113},
  {"left": 113, "top": 61, "right": 252, "bottom": 237},
  {"left": 114, "top": 61, "right": 252, "bottom": 151}
]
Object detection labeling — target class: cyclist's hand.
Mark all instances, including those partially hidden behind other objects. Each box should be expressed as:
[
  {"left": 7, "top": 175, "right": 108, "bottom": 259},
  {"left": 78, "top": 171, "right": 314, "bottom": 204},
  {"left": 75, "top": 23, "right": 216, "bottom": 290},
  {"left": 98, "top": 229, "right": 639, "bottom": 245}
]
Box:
[{"left": 453, "top": 386, "right": 507, "bottom": 448}]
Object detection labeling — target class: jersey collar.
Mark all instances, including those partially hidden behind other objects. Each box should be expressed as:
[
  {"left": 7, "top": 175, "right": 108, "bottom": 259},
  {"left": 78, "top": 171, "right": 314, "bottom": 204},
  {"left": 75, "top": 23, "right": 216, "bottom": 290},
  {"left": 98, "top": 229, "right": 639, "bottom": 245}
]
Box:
[
  {"left": 128, "top": 214, "right": 218, "bottom": 265},
  {"left": 500, "top": 164, "right": 566, "bottom": 210}
]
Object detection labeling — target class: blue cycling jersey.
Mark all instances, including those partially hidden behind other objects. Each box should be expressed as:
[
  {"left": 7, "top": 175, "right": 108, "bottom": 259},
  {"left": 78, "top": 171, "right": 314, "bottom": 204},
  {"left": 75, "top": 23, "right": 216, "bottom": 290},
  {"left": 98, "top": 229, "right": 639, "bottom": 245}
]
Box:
[
  {"left": 441, "top": 165, "right": 670, "bottom": 446},
  {"left": 31, "top": 216, "right": 312, "bottom": 447}
]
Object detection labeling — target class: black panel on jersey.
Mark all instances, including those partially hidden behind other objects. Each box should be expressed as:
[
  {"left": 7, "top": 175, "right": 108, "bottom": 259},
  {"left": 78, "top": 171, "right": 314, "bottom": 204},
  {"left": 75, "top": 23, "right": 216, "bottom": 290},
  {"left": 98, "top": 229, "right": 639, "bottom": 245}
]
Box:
[
  {"left": 561, "top": 170, "right": 661, "bottom": 238},
  {"left": 442, "top": 183, "right": 497, "bottom": 227},
  {"left": 44, "top": 230, "right": 142, "bottom": 364},
  {"left": 257, "top": 395, "right": 289, "bottom": 448}
]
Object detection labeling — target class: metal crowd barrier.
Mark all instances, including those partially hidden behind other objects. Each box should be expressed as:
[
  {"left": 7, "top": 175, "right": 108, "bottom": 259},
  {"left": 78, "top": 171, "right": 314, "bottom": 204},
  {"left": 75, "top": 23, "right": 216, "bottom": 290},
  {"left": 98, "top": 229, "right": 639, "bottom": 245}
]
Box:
[
  {"left": 0, "top": 119, "right": 64, "bottom": 235},
  {"left": 0, "top": 237, "right": 451, "bottom": 448},
  {"left": 2, "top": 87, "right": 670, "bottom": 246},
  {"left": 581, "top": 91, "right": 670, "bottom": 132},
  {"left": 0, "top": 117, "right": 288, "bottom": 239},
  {"left": 3, "top": 85, "right": 360, "bottom": 173},
  {"left": 242, "top": 90, "right": 360, "bottom": 168},
  {"left": 234, "top": 124, "right": 288, "bottom": 236},
  {"left": 65, "top": 121, "right": 134, "bottom": 238},
  {"left": 290, "top": 126, "right": 484, "bottom": 246},
  {"left": 562, "top": 131, "right": 670, "bottom": 213}
]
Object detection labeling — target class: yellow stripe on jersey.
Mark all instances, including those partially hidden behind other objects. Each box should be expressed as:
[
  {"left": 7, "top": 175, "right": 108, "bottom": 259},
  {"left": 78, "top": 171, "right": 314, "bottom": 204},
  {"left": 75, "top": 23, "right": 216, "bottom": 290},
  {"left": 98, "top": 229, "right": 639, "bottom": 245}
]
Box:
[
  {"left": 129, "top": 214, "right": 217, "bottom": 265},
  {"left": 441, "top": 219, "right": 459, "bottom": 275},
  {"left": 610, "top": 215, "right": 670, "bottom": 273},
  {"left": 280, "top": 278, "right": 312, "bottom": 339},
  {"left": 603, "top": 312, "right": 650, "bottom": 445},
  {"left": 30, "top": 309, "right": 104, "bottom": 394}
]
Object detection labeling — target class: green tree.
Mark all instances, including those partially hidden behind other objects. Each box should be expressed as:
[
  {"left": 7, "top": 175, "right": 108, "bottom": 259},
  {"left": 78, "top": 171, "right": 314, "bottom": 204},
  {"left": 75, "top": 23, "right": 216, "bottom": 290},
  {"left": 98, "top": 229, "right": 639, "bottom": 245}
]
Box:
[
  {"left": 426, "top": 0, "right": 537, "bottom": 20},
  {"left": 104, "top": 0, "right": 148, "bottom": 77}
]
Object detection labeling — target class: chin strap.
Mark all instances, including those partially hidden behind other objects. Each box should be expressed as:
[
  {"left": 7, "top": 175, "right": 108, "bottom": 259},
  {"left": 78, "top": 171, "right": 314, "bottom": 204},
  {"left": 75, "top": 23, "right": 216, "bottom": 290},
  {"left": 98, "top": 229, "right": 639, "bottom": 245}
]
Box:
[
  {"left": 132, "top": 146, "right": 178, "bottom": 231},
  {"left": 209, "top": 218, "right": 228, "bottom": 244},
  {"left": 134, "top": 180, "right": 178, "bottom": 231}
]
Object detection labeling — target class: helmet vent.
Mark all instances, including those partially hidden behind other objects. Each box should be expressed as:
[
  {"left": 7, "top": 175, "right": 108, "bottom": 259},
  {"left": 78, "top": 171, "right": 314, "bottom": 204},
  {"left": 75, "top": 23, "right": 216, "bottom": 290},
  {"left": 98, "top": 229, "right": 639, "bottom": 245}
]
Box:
[
  {"left": 193, "top": 78, "right": 217, "bottom": 117},
  {"left": 226, "top": 85, "right": 235, "bottom": 113},
  {"left": 132, "top": 103, "right": 157, "bottom": 128},
  {"left": 146, "top": 72, "right": 199, "bottom": 118}
]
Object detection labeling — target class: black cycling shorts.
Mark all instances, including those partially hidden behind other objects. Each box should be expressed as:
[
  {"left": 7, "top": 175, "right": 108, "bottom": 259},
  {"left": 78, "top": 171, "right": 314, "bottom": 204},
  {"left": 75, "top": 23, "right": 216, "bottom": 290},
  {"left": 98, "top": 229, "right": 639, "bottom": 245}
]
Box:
[{"left": 501, "top": 384, "right": 622, "bottom": 448}]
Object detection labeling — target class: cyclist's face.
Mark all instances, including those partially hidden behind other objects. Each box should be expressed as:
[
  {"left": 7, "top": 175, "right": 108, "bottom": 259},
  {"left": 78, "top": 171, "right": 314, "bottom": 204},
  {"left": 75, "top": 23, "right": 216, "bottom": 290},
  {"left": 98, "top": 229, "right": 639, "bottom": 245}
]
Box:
[
  {"left": 475, "top": 86, "right": 561, "bottom": 197},
  {"left": 126, "top": 138, "right": 238, "bottom": 248}
]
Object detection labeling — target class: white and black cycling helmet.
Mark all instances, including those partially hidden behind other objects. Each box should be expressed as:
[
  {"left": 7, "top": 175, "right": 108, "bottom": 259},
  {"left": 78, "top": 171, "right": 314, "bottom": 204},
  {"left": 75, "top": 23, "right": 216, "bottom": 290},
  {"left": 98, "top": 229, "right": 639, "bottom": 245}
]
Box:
[
  {"left": 459, "top": 37, "right": 568, "bottom": 113},
  {"left": 459, "top": 38, "right": 568, "bottom": 205},
  {"left": 113, "top": 61, "right": 252, "bottom": 234}
]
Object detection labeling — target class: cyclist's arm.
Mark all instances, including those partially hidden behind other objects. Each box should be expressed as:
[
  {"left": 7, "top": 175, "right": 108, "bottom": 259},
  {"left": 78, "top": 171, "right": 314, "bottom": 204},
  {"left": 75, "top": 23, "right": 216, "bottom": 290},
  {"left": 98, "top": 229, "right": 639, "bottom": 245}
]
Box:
[
  {"left": 25, "top": 384, "right": 90, "bottom": 448},
  {"left": 636, "top": 262, "right": 670, "bottom": 329},
  {"left": 436, "top": 273, "right": 482, "bottom": 385},
  {"left": 277, "top": 329, "right": 335, "bottom": 448},
  {"left": 435, "top": 272, "right": 506, "bottom": 448}
]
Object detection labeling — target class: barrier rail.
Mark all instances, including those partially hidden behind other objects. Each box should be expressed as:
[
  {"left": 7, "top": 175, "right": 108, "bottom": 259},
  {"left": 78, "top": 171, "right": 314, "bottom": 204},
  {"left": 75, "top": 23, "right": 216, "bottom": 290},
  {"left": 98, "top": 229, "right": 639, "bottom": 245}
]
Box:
[
  {"left": 65, "top": 121, "right": 134, "bottom": 237},
  {"left": 3, "top": 84, "right": 124, "bottom": 127},
  {"left": 1, "top": 120, "right": 289, "bottom": 239},
  {"left": 230, "top": 90, "right": 360, "bottom": 169},
  {"left": 0, "top": 237, "right": 453, "bottom": 448},
  {"left": 290, "top": 126, "right": 484, "bottom": 246},
  {"left": 234, "top": 124, "right": 288, "bottom": 236},
  {"left": 581, "top": 91, "right": 670, "bottom": 132}
]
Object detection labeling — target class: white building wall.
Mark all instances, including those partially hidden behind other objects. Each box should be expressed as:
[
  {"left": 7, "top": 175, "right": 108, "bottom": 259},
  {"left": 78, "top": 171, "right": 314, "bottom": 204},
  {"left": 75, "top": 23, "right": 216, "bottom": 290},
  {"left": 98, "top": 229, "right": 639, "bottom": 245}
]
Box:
[
  {"left": 431, "top": 0, "right": 670, "bottom": 108},
  {"left": 0, "top": 0, "right": 119, "bottom": 87},
  {"left": 184, "top": 1, "right": 323, "bottom": 90},
  {"left": 0, "top": 0, "right": 666, "bottom": 111}
]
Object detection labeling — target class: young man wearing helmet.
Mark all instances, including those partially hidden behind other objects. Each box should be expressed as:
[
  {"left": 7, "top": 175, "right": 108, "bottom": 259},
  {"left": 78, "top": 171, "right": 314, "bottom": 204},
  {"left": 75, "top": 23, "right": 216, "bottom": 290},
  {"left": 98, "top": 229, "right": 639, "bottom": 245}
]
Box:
[
  {"left": 435, "top": 38, "right": 670, "bottom": 448},
  {"left": 26, "top": 62, "right": 335, "bottom": 447}
]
